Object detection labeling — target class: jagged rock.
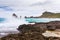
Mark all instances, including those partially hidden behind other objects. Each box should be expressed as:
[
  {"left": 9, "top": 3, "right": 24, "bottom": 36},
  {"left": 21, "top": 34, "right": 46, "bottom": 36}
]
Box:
[
  {"left": 1, "top": 21, "right": 60, "bottom": 40},
  {"left": 12, "top": 13, "right": 17, "bottom": 18}
]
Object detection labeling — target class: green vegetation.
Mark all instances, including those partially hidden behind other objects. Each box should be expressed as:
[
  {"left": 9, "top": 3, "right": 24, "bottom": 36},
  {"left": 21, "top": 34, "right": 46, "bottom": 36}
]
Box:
[{"left": 40, "top": 11, "right": 60, "bottom": 18}]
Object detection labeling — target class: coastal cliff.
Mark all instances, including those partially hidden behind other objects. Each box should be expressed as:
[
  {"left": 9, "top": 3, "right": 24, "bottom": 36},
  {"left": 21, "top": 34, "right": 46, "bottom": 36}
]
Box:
[{"left": 39, "top": 11, "right": 60, "bottom": 18}]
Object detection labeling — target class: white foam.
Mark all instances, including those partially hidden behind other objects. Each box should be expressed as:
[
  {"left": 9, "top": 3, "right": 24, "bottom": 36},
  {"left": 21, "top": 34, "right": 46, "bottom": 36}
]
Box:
[{"left": 0, "top": 16, "right": 29, "bottom": 31}]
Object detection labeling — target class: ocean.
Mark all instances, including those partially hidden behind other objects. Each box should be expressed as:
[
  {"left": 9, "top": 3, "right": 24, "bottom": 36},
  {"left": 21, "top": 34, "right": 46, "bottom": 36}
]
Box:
[
  {"left": 0, "top": 17, "right": 60, "bottom": 37},
  {"left": 0, "top": 17, "right": 29, "bottom": 37},
  {"left": 0, "top": 18, "right": 5, "bottom": 23},
  {"left": 26, "top": 18, "right": 60, "bottom": 23}
]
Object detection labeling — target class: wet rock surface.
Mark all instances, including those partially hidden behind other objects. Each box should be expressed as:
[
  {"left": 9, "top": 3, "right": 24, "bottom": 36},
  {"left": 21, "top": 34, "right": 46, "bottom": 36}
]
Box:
[{"left": 1, "top": 21, "right": 60, "bottom": 40}]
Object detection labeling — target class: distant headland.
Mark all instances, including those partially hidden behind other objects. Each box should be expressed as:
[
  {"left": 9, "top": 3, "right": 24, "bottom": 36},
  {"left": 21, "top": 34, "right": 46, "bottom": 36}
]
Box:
[
  {"left": 40, "top": 11, "right": 60, "bottom": 18},
  {"left": 25, "top": 11, "right": 60, "bottom": 18}
]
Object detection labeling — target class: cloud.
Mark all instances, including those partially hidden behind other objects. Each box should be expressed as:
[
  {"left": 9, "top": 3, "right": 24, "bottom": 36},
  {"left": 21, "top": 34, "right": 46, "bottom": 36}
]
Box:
[
  {"left": 0, "top": 5, "right": 13, "bottom": 11},
  {"left": 0, "top": 0, "right": 60, "bottom": 17},
  {"left": 31, "top": 0, "right": 60, "bottom": 6},
  {"left": 30, "top": 0, "right": 51, "bottom": 6}
]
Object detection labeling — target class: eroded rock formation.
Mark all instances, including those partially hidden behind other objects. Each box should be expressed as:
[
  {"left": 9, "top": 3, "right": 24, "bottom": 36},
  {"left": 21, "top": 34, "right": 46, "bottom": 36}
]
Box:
[{"left": 1, "top": 21, "right": 60, "bottom": 40}]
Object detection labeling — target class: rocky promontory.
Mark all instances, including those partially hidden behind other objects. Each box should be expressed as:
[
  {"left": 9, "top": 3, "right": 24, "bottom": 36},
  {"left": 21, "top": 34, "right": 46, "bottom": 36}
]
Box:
[
  {"left": 39, "top": 11, "right": 60, "bottom": 18},
  {"left": 1, "top": 21, "right": 60, "bottom": 40},
  {"left": 25, "top": 11, "right": 60, "bottom": 18}
]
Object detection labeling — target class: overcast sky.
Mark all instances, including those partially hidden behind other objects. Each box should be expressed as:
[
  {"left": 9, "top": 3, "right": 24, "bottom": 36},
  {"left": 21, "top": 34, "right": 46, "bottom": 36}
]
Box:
[{"left": 0, "top": 0, "right": 60, "bottom": 17}]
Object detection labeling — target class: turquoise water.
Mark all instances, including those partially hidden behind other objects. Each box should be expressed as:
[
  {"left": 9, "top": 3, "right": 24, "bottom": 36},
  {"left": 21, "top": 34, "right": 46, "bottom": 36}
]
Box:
[
  {"left": 0, "top": 18, "right": 5, "bottom": 23},
  {"left": 26, "top": 18, "right": 60, "bottom": 23}
]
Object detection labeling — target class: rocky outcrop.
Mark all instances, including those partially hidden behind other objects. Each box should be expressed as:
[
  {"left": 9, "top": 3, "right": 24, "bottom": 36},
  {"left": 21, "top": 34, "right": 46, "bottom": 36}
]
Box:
[
  {"left": 1, "top": 21, "right": 60, "bottom": 40},
  {"left": 12, "top": 13, "right": 17, "bottom": 18},
  {"left": 1, "top": 24, "right": 46, "bottom": 40}
]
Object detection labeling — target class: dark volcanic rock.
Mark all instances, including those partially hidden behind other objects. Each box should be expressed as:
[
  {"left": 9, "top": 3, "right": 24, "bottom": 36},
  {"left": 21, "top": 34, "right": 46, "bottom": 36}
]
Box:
[
  {"left": 12, "top": 13, "right": 17, "bottom": 18},
  {"left": 1, "top": 21, "right": 60, "bottom": 40}
]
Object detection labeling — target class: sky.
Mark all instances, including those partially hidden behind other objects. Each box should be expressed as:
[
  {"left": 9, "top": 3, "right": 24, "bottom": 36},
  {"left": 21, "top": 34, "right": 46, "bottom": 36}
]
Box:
[
  {"left": 0, "top": 0, "right": 60, "bottom": 33},
  {"left": 0, "top": 0, "right": 60, "bottom": 17}
]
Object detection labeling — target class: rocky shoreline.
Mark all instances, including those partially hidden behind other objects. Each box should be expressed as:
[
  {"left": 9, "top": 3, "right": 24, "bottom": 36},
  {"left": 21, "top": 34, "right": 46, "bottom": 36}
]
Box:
[
  {"left": 0, "top": 21, "right": 60, "bottom": 40},
  {"left": 25, "top": 11, "right": 60, "bottom": 18}
]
